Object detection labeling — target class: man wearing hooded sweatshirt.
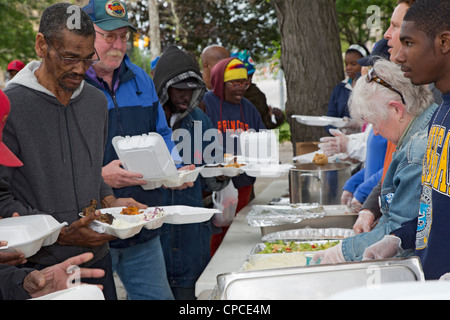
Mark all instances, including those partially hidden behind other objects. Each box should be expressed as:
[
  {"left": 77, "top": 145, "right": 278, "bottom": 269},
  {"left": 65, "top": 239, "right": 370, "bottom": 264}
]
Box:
[
  {"left": 203, "top": 58, "right": 266, "bottom": 255},
  {"left": 153, "top": 45, "right": 227, "bottom": 299},
  {"left": 0, "top": 3, "right": 145, "bottom": 300}
]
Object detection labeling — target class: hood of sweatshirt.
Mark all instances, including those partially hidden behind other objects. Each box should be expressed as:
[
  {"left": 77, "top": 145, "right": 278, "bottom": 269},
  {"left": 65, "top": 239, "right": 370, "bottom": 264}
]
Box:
[
  {"left": 210, "top": 57, "right": 235, "bottom": 100},
  {"left": 6, "top": 61, "right": 85, "bottom": 101},
  {"left": 153, "top": 45, "right": 206, "bottom": 127}
]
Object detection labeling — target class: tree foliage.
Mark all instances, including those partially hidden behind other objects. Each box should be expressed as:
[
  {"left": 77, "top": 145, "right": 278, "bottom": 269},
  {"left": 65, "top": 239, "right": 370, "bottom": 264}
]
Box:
[
  {"left": 127, "top": 0, "right": 279, "bottom": 62},
  {"left": 336, "top": 0, "right": 395, "bottom": 45},
  {"left": 0, "top": 0, "right": 57, "bottom": 67}
]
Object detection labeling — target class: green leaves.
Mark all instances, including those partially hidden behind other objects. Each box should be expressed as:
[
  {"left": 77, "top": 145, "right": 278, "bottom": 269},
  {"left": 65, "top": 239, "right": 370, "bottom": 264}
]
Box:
[{"left": 0, "top": 0, "right": 56, "bottom": 67}]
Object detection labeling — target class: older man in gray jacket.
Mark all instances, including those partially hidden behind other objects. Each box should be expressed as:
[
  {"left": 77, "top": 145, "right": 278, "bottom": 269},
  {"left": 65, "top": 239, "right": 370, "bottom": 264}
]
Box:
[{"left": 0, "top": 3, "right": 143, "bottom": 300}]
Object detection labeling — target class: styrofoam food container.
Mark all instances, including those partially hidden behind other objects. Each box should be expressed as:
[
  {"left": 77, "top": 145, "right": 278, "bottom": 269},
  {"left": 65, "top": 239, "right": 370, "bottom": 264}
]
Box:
[
  {"left": 162, "top": 206, "right": 220, "bottom": 224},
  {"left": 31, "top": 284, "right": 104, "bottom": 300},
  {"left": 0, "top": 215, "right": 67, "bottom": 258},
  {"left": 112, "top": 133, "right": 178, "bottom": 181},
  {"left": 243, "top": 163, "right": 294, "bottom": 178},
  {"left": 85, "top": 207, "right": 167, "bottom": 239},
  {"left": 239, "top": 130, "right": 279, "bottom": 165},
  {"left": 200, "top": 164, "right": 245, "bottom": 178},
  {"left": 144, "top": 166, "right": 203, "bottom": 190}
]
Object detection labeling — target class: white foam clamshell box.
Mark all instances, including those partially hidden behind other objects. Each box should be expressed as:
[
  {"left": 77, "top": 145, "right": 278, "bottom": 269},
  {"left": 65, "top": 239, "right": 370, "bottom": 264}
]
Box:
[
  {"left": 112, "top": 133, "right": 201, "bottom": 190},
  {"left": 87, "top": 206, "right": 220, "bottom": 240},
  {"left": 0, "top": 215, "right": 67, "bottom": 258},
  {"left": 31, "top": 284, "right": 105, "bottom": 300}
]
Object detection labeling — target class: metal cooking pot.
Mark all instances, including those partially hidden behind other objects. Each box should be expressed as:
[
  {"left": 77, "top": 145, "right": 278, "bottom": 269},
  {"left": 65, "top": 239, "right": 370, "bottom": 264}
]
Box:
[{"left": 289, "top": 162, "right": 352, "bottom": 205}]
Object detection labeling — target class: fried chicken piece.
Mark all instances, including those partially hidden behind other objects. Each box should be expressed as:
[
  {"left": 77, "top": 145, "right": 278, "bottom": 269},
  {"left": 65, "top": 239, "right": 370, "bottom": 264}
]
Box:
[
  {"left": 82, "top": 199, "right": 98, "bottom": 216},
  {"left": 97, "top": 213, "right": 115, "bottom": 225},
  {"left": 313, "top": 153, "right": 328, "bottom": 166}
]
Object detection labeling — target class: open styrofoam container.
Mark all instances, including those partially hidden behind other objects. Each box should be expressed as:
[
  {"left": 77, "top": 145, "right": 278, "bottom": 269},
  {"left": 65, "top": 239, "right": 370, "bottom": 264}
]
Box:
[
  {"left": 87, "top": 206, "right": 218, "bottom": 238},
  {"left": 112, "top": 133, "right": 178, "bottom": 180},
  {"left": 200, "top": 164, "right": 245, "bottom": 178},
  {"left": 239, "top": 130, "right": 279, "bottom": 165},
  {"left": 159, "top": 206, "right": 220, "bottom": 225},
  {"left": 0, "top": 215, "right": 67, "bottom": 258},
  {"left": 113, "top": 133, "right": 201, "bottom": 190},
  {"left": 243, "top": 163, "right": 294, "bottom": 178},
  {"left": 84, "top": 207, "right": 167, "bottom": 239}
]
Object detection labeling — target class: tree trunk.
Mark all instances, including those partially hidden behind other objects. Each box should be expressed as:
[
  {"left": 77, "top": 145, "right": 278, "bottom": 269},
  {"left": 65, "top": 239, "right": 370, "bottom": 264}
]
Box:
[
  {"left": 148, "top": 0, "right": 161, "bottom": 60},
  {"left": 273, "top": 0, "right": 344, "bottom": 149}
]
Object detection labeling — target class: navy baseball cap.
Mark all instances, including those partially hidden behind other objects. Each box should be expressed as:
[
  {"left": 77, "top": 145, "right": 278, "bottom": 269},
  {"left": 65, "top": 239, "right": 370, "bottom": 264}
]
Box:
[
  {"left": 82, "top": 0, "right": 137, "bottom": 32},
  {"left": 357, "top": 39, "right": 390, "bottom": 67}
]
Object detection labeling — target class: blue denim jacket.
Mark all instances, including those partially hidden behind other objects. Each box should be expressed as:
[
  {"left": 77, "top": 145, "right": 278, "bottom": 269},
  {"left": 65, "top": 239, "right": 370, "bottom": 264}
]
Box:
[
  {"left": 160, "top": 108, "right": 214, "bottom": 288},
  {"left": 342, "top": 103, "right": 439, "bottom": 261}
]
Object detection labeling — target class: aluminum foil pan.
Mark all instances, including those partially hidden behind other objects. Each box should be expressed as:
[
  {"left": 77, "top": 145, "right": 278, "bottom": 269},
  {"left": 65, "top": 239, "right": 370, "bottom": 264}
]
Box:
[
  {"left": 246, "top": 204, "right": 325, "bottom": 227},
  {"left": 216, "top": 257, "right": 425, "bottom": 300},
  {"left": 262, "top": 227, "right": 355, "bottom": 241}
]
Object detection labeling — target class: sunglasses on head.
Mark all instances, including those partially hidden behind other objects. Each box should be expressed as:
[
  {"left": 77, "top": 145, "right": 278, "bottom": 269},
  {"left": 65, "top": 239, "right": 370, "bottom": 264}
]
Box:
[{"left": 366, "top": 67, "right": 406, "bottom": 104}]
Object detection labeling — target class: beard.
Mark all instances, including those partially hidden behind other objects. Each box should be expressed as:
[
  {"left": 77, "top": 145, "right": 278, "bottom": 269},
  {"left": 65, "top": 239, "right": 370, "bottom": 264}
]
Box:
[{"left": 58, "top": 72, "right": 84, "bottom": 92}]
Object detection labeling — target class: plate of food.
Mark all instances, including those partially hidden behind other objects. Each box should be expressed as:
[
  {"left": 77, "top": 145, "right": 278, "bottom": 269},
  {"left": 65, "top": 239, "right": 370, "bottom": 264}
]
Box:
[{"left": 81, "top": 201, "right": 167, "bottom": 239}]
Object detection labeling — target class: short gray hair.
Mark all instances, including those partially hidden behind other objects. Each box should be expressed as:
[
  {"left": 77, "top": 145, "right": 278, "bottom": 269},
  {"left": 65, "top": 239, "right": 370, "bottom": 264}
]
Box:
[
  {"left": 39, "top": 3, "right": 95, "bottom": 43},
  {"left": 349, "top": 58, "right": 433, "bottom": 125}
]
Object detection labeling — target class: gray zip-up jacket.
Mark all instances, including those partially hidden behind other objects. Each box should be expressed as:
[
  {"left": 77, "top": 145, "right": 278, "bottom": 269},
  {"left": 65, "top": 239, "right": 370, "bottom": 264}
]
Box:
[{"left": 0, "top": 62, "right": 113, "bottom": 266}]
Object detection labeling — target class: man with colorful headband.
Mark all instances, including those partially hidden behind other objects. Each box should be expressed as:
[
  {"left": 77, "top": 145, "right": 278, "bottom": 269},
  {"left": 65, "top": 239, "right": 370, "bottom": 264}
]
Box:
[{"left": 203, "top": 57, "right": 265, "bottom": 255}]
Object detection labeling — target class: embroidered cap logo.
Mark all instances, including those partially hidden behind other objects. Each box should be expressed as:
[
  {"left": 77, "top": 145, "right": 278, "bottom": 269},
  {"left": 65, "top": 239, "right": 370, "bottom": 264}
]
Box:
[{"left": 105, "top": 0, "right": 126, "bottom": 18}]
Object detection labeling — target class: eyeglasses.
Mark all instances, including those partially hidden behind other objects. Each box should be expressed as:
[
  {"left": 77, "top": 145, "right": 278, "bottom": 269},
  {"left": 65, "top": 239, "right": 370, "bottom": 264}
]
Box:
[
  {"left": 366, "top": 67, "right": 406, "bottom": 104},
  {"left": 44, "top": 36, "right": 100, "bottom": 67},
  {"left": 226, "top": 81, "right": 250, "bottom": 90},
  {"left": 96, "top": 30, "right": 131, "bottom": 44}
]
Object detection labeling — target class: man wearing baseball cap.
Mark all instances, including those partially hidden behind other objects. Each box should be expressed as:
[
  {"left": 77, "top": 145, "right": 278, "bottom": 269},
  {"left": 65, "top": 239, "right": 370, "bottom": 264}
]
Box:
[
  {"left": 83, "top": 0, "right": 182, "bottom": 300},
  {"left": 6, "top": 60, "right": 25, "bottom": 80}
]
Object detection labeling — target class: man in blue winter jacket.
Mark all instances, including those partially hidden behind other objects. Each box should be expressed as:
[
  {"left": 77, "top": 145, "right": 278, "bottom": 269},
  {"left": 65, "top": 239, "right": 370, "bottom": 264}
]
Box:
[{"left": 83, "top": 0, "right": 187, "bottom": 299}]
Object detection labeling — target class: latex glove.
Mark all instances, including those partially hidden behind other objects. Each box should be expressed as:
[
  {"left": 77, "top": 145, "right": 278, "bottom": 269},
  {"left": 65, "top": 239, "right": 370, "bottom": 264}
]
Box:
[
  {"left": 311, "top": 243, "right": 345, "bottom": 264},
  {"left": 362, "top": 235, "right": 403, "bottom": 260},
  {"left": 353, "top": 210, "right": 375, "bottom": 234},
  {"left": 341, "top": 190, "right": 353, "bottom": 207},
  {"left": 439, "top": 273, "right": 450, "bottom": 281},
  {"left": 350, "top": 197, "right": 363, "bottom": 213},
  {"left": 341, "top": 117, "right": 362, "bottom": 134},
  {"left": 318, "top": 129, "right": 349, "bottom": 156}
]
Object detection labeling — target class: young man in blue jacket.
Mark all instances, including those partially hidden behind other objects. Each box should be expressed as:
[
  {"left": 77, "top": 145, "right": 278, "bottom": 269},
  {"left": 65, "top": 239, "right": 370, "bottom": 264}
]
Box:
[{"left": 83, "top": 0, "right": 183, "bottom": 299}]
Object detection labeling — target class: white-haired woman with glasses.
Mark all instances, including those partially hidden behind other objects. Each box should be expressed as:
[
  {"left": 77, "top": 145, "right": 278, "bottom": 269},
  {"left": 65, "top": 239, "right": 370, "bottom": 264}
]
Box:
[{"left": 313, "top": 58, "right": 438, "bottom": 264}]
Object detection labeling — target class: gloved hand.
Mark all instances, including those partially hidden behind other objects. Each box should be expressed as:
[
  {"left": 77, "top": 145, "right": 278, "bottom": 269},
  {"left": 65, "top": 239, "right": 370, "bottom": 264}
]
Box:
[
  {"left": 353, "top": 210, "right": 375, "bottom": 234},
  {"left": 318, "top": 129, "right": 349, "bottom": 156},
  {"left": 341, "top": 117, "right": 362, "bottom": 134},
  {"left": 350, "top": 197, "right": 363, "bottom": 214},
  {"left": 362, "top": 235, "right": 403, "bottom": 260},
  {"left": 311, "top": 243, "right": 345, "bottom": 265},
  {"left": 341, "top": 190, "right": 353, "bottom": 207}
]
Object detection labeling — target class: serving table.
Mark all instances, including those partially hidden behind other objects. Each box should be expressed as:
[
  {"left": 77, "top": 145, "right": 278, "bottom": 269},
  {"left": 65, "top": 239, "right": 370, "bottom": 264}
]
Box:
[{"left": 195, "top": 179, "right": 289, "bottom": 299}]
